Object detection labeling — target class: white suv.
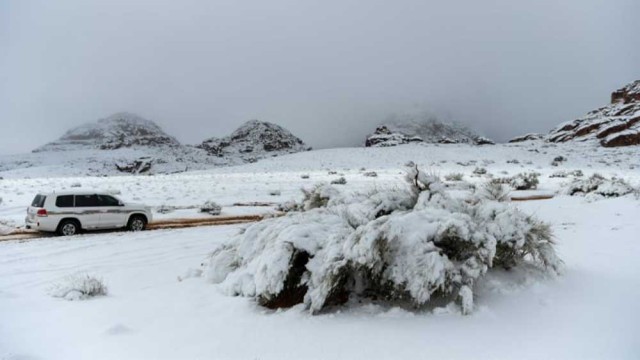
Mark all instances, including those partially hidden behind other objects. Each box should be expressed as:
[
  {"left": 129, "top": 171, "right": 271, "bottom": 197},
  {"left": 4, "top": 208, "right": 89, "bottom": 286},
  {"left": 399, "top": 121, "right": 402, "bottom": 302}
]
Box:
[{"left": 25, "top": 191, "right": 153, "bottom": 236}]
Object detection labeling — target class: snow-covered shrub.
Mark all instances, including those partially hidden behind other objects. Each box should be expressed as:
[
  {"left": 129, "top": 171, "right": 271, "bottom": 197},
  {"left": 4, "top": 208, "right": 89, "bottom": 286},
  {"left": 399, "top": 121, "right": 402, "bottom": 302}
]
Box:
[
  {"left": 276, "top": 200, "right": 300, "bottom": 213},
  {"left": 200, "top": 200, "right": 222, "bottom": 215},
  {"left": 300, "top": 174, "right": 310, "bottom": 179},
  {"left": 269, "top": 190, "right": 282, "bottom": 196},
  {"left": 549, "top": 170, "right": 583, "bottom": 178},
  {"left": 474, "top": 182, "right": 510, "bottom": 202},
  {"left": 444, "top": 172, "right": 464, "bottom": 181},
  {"left": 49, "top": 274, "right": 107, "bottom": 301},
  {"left": 0, "top": 196, "right": 2, "bottom": 205},
  {"left": 563, "top": 174, "right": 635, "bottom": 198},
  {"left": 363, "top": 171, "right": 378, "bottom": 177},
  {"left": 206, "top": 168, "right": 562, "bottom": 315},
  {"left": 510, "top": 172, "right": 539, "bottom": 190},
  {"left": 472, "top": 167, "right": 487, "bottom": 175},
  {"left": 330, "top": 177, "right": 347, "bottom": 185}
]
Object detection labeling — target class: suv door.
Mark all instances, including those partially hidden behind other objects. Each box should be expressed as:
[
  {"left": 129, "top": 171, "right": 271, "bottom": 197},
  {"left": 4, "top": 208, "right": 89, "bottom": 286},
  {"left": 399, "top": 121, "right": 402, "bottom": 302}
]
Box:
[
  {"left": 74, "top": 194, "right": 102, "bottom": 229},
  {"left": 97, "top": 194, "right": 127, "bottom": 228}
]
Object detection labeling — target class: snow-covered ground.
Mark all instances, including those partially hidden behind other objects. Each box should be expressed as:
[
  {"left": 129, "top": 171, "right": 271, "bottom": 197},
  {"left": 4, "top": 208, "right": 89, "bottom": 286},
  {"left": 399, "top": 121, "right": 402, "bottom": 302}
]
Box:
[{"left": 1, "top": 142, "right": 639, "bottom": 359}]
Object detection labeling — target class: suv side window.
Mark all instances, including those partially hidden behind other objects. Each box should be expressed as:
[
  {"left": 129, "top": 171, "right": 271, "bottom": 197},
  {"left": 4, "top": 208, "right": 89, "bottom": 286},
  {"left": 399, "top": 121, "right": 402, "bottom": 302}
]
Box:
[
  {"left": 75, "top": 194, "right": 100, "bottom": 207},
  {"left": 98, "top": 195, "right": 120, "bottom": 206},
  {"left": 55, "top": 195, "right": 74, "bottom": 208},
  {"left": 31, "top": 195, "right": 46, "bottom": 207}
]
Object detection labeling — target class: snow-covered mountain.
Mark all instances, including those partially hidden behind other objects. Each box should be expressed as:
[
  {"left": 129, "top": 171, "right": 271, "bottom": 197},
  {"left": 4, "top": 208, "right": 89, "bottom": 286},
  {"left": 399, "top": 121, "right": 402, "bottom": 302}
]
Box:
[
  {"left": 0, "top": 115, "right": 311, "bottom": 178},
  {"left": 33, "top": 112, "right": 181, "bottom": 152},
  {"left": 547, "top": 80, "right": 640, "bottom": 147},
  {"left": 197, "top": 120, "right": 310, "bottom": 162},
  {"left": 365, "top": 115, "right": 493, "bottom": 147}
]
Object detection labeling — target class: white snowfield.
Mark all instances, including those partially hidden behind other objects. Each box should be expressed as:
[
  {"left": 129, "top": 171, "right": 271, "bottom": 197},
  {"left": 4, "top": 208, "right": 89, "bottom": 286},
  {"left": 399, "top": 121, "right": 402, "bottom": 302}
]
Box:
[{"left": 1, "top": 142, "right": 639, "bottom": 360}]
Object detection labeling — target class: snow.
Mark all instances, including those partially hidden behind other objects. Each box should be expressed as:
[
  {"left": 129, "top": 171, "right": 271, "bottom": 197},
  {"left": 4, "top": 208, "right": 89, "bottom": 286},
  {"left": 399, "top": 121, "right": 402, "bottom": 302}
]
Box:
[{"left": 1, "top": 141, "right": 640, "bottom": 359}]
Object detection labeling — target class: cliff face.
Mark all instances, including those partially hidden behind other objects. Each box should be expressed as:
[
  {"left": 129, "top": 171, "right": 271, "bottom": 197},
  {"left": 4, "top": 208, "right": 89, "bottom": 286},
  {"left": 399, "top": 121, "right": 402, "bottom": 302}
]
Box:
[{"left": 547, "top": 80, "right": 640, "bottom": 147}]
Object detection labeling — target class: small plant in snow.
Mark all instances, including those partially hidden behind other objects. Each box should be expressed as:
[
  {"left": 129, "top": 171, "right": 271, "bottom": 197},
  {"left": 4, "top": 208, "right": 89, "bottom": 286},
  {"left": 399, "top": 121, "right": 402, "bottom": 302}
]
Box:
[
  {"left": 205, "top": 167, "right": 562, "bottom": 315},
  {"left": 510, "top": 172, "right": 539, "bottom": 190},
  {"left": 444, "top": 172, "right": 464, "bottom": 181},
  {"left": 363, "top": 171, "right": 378, "bottom": 177},
  {"left": 330, "top": 177, "right": 347, "bottom": 185},
  {"left": 563, "top": 174, "right": 635, "bottom": 198},
  {"left": 472, "top": 167, "right": 487, "bottom": 175},
  {"left": 49, "top": 274, "right": 107, "bottom": 301},
  {"left": 269, "top": 190, "right": 282, "bottom": 196},
  {"left": 475, "top": 181, "right": 510, "bottom": 202},
  {"left": 300, "top": 174, "right": 310, "bottom": 179},
  {"left": 200, "top": 200, "right": 222, "bottom": 215}
]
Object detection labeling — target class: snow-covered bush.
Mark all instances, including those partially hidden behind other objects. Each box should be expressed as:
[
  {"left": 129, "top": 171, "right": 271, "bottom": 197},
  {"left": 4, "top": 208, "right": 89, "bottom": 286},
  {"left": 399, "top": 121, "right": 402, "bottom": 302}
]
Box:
[
  {"left": 330, "top": 177, "right": 347, "bottom": 185},
  {"left": 563, "top": 174, "right": 635, "bottom": 198},
  {"left": 200, "top": 200, "right": 222, "bottom": 215},
  {"left": 269, "top": 190, "right": 282, "bottom": 196},
  {"left": 549, "top": 170, "right": 583, "bottom": 178},
  {"left": 472, "top": 167, "right": 487, "bottom": 175},
  {"left": 205, "top": 168, "right": 562, "bottom": 315},
  {"left": 510, "top": 172, "right": 539, "bottom": 190},
  {"left": 444, "top": 172, "right": 464, "bottom": 181},
  {"left": 300, "top": 174, "right": 310, "bottom": 179},
  {"left": 363, "top": 171, "right": 378, "bottom": 177},
  {"left": 49, "top": 274, "right": 107, "bottom": 301},
  {"left": 474, "top": 182, "right": 510, "bottom": 202}
]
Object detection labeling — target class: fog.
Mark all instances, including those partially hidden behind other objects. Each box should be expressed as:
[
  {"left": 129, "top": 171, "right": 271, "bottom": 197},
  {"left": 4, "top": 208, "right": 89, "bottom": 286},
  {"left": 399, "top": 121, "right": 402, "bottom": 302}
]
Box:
[{"left": 1, "top": 0, "right": 638, "bottom": 154}]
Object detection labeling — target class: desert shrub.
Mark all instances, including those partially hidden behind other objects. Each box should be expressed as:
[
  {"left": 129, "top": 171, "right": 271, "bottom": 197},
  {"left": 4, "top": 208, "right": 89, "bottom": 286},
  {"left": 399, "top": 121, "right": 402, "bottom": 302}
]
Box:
[
  {"left": 206, "top": 168, "right": 562, "bottom": 315},
  {"left": 49, "top": 274, "right": 107, "bottom": 301},
  {"left": 201, "top": 200, "right": 222, "bottom": 215},
  {"left": 563, "top": 174, "right": 634, "bottom": 198},
  {"left": 444, "top": 172, "right": 464, "bottom": 181},
  {"left": 331, "top": 177, "right": 347, "bottom": 185},
  {"left": 277, "top": 200, "right": 301, "bottom": 213},
  {"left": 510, "top": 172, "right": 539, "bottom": 190},
  {"left": 472, "top": 167, "right": 487, "bottom": 175},
  {"left": 549, "top": 170, "right": 583, "bottom": 178},
  {"left": 475, "top": 182, "right": 510, "bottom": 202}
]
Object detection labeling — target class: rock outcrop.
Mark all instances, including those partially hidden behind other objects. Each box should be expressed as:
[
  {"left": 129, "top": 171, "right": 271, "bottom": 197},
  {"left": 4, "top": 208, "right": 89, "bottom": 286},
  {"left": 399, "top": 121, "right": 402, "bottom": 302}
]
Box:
[
  {"left": 33, "top": 112, "right": 180, "bottom": 152},
  {"left": 364, "top": 126, "right": 423, "bottom": 147},
  {"left": 547, "top": 80, "right": 640, "bottom": 147},
  {"left": 365, "top": 118, "right": 492, "bottom": 147},
  {"left": 508, "top": 133, "right": 545, "bottom": 143},
  {"left": 198, "top": 120, "right": 310, "bottom": 161}
]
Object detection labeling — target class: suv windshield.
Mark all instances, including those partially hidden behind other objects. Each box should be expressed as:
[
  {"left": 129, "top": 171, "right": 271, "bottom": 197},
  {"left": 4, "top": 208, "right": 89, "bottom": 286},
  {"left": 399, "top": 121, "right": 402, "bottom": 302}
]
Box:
[{"left": 31, "top": 195, "right": 46, "bottom": 208}]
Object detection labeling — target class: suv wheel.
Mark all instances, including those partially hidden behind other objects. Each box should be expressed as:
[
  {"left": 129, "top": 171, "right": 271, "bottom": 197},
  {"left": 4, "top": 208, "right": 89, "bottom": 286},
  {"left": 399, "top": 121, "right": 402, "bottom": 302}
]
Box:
[
  {"left": 127, "top": 216, "right": 147, "bottom": 232},
  {"left": 58, "top": 220, "right": 79, "bottom": 236}
]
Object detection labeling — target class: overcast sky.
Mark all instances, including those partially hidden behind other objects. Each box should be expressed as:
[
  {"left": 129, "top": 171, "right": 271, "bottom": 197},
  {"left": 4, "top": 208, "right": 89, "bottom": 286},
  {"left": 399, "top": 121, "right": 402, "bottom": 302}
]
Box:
[{"left": 1, "top": 0, "right": 638, "bottom": 154}]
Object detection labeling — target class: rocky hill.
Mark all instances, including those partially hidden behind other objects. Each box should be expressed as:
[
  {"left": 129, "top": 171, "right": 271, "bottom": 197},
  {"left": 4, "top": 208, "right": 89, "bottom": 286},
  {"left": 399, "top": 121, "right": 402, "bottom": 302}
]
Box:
[
  {"left": 365, "top": 117, "right": 493, "bottom": 147},
  {"left": 547, "top": 80, "right": 640, "bottom": 147},
  {"left": 33, "top": 112, "right": 180, "bottom": 152},
  {"left": 198, "top": 120, "right": 310, "bottom": 162}
]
